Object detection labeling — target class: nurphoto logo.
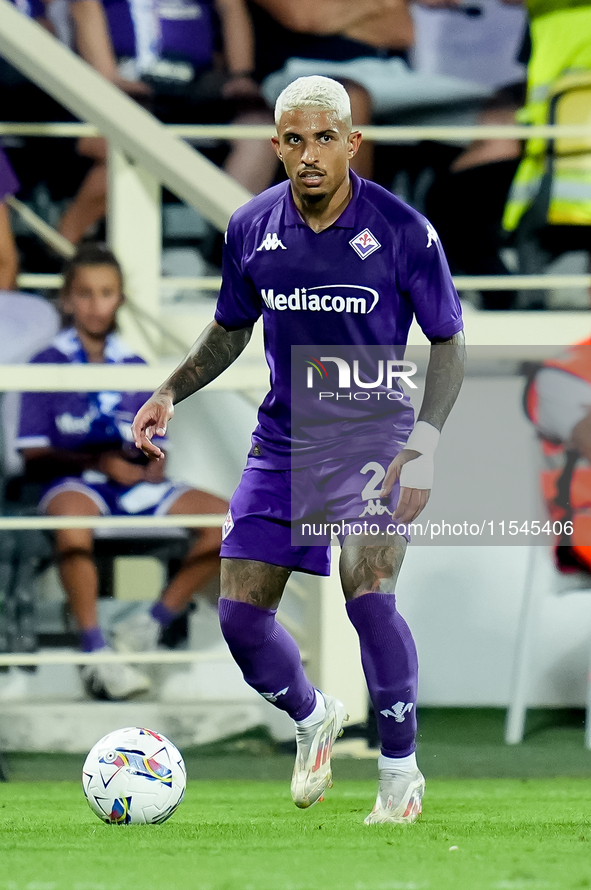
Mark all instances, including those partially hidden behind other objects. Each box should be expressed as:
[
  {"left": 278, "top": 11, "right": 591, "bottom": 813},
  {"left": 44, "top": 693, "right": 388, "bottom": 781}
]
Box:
[{"left": 305, "top": 354, "right": 417, "bottom": 400}]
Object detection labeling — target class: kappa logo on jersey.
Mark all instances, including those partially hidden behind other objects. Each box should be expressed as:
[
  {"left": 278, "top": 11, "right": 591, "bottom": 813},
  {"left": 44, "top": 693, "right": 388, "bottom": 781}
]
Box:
[
  {"left": 349, "top": 228, "right": 381, "bottom": 260},
  {"left": 380, "top": 701, "right": 414, "bottom": 722},
  {"left": 426, "top": 222, "right": 439, "bottom": 248},
  {"left": 359, "top": 499, "right": 392, "bottom": 518},
  {"left": 222, "top": 509, "right": 234, "bottom": 540},
  {"left": 256, "top": 232, "right": 287, "bottom": 251}
]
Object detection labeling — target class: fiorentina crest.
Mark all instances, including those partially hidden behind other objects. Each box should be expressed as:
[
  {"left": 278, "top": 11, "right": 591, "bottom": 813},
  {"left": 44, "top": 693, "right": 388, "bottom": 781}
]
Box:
[{"left": 349, "top": 228, "right": 381, "bottom": 260}]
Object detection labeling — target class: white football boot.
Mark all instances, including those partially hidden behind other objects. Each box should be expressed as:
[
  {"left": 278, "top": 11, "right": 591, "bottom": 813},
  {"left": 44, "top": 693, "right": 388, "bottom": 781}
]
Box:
[
  {"left": 364, "top": 763, "right": 425, "bottom": 825},
  {"left": 111, "top": 609, "right": 161, "bottom": 653},
  {"left": 80, "top": 649, "right": 151, "bottom": 700},
  {"left": 291, "top": 693, "right": 348, "bottom": 809}
]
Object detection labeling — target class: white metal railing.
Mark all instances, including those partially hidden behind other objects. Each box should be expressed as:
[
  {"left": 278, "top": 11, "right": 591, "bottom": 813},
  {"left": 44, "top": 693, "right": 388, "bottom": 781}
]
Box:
[
  {"left": 3, "top": 122, "right": 591, "bottom": 141},
  {"left": 0, "top": 650, "right": 230, "bottom": 666},
  {"left": 3, "top": 117, "right": 591, "bottom": 309},
  {"left": 15, "top": 272, "right": 591, "bottom": 293},
  {"left": 0, "top": 514, "right": 224, "bottom": 530}
]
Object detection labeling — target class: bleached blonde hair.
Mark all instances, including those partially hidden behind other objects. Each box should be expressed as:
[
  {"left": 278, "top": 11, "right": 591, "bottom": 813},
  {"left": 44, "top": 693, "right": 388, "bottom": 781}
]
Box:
[{"left": 274, "top": 75, "right": 352, "bottom": 129}]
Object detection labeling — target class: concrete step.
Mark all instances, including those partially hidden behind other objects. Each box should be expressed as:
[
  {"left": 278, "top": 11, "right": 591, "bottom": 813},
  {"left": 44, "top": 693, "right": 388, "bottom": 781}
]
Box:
[{"left": 0, "top": 697, "right": 293, "bottom": 753}]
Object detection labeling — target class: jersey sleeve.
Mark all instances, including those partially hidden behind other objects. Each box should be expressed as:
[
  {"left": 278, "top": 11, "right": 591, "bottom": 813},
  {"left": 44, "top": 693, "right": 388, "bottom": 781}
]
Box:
[
  {"left": 401, "top": 215, "right": 463, "bottom": 342},
  {"left": 15, "top": 389, "right": 56, "bottom": 450},
  {"left": 214, "top": 219, "right": 262, "bottom": 330},
  {"left": 29, "top": 0, "right": 46, "bottom": 18}
]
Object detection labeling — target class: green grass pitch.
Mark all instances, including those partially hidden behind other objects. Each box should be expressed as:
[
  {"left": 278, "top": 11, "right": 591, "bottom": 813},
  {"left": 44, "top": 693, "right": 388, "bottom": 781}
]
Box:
[{"left": 1, "top": 777, "right": 591, "bottom": 890}]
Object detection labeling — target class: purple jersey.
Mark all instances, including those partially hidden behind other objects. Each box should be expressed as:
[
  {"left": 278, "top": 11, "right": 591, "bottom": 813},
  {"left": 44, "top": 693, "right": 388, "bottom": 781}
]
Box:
[
  {"left": 103, "top": 0, "right": 216, "bottom": 70},
  {"left": 0, "top": 146, "right": 19, "bottom": 202},
  {"left": 16, "top": 328, "right": 156, "bottom": 455},
  {"left": 7, "top": 0, "right": 46, "bottom": 18},
  {"left": 215, "top": 171, "right": 463, "bottom": 469}
]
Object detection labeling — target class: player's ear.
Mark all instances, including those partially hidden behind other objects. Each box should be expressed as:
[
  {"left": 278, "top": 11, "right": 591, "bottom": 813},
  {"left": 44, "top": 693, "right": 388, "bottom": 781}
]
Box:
[
  {"left": 271, "top": 135, "right": 283, "bottom": 161},
  {"left": 348, "top": 129, "right": 362, "bottom": 158}
]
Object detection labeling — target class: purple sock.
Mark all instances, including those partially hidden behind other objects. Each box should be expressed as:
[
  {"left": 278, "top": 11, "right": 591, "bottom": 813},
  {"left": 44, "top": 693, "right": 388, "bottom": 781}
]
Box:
[
  {"left": 151, "top": 600, "right": 177, "bottom": 628},
  {"left": 218, "top": 598, "right": 316, "bottom": 721},
  {"left": 346, "top": 593, "right": 418, "bottom": 758},
  {"left": 80, "top": 626, "right": 107, "bottom": 653}
]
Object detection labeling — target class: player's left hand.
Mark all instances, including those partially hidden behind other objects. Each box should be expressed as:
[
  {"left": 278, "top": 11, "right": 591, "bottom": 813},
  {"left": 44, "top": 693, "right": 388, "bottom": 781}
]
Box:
[{"left": 381, "top": 449, "right": 431, "bottom": 523}]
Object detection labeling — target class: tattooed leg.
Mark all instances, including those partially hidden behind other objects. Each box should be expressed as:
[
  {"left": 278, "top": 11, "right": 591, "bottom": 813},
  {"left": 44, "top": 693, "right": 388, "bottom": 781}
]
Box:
[
  {"left": 221, "top": 557, "right": 291, "bottom": 609},
  {"left": 339, "top": 533, "right": 407, "bottom": 601},
  {"left": 340, "top": 535, "right": 418, "bottom": 758},
  {"left": 218, "top": 558, "right": 316, "bottom": 720}
]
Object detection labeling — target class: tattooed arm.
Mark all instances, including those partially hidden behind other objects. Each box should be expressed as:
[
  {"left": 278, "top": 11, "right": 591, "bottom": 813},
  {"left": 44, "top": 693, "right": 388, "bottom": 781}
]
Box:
[
  {"left": 381, "top": 329, "right": 465, "bottom": 522},
  {"left": 132, "top": 320, "right": 252, "bottom": 458},
  {"left": 416, "top": 329, "right": 466, "bottom": 431}
]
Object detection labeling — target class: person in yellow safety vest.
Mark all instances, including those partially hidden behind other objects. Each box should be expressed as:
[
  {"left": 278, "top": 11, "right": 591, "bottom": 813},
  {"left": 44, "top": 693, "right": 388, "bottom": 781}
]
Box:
[
  {"left": 524, "top": 337, "right": 591, "bottom": 574},
  {"left": 503, "top": 0, "right": 591, "bottom": 233}
]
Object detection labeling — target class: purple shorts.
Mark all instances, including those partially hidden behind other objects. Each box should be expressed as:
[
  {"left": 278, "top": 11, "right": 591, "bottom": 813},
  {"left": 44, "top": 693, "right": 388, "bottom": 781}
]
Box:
[{"left": 220, "top": 453, "right": 408, "bottom": 576}]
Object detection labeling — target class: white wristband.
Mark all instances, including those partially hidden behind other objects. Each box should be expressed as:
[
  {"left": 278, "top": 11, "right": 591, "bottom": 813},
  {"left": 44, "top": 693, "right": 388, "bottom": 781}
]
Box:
[
  {"left": 404, "top": 421, "right": 440, "bottom": 457},
  {"left": 399, "top": 421, "right": 440, "bottom": 490},
  {"left": 399, "top": 453, "right": 434, "bottom": 490}
]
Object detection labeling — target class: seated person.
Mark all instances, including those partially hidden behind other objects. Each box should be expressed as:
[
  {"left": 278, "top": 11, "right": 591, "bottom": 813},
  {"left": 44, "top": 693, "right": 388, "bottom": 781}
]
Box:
[
  {"left": 251, "top": 0, "right": 491, "bottom": 179},
  {"left": 424, "top": 83, "right": 526, "bottom": 310},
  {"left": 0, "top": 146, "right": 19, "bottom": 291},
  {"left": 15, "top": 243, "right": 228, "bottom": 701},
  {"left": 0, "top": 1, "right": 97, "bottom": 210},
  {"left": 58, "top": 0, "right": 276, "bottom": 243}
]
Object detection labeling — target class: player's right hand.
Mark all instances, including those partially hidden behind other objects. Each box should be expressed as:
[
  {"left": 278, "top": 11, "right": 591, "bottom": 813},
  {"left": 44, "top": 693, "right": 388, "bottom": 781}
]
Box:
[{"left": 132, "top": 395, "right": 174, "bottom": 460}]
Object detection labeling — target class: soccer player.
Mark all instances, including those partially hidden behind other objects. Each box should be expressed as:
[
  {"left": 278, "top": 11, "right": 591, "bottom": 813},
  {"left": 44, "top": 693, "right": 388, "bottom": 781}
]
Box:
[
  {"left": 132, "top": 75, "right": 465, "bottom": 823},
  {"left": 16, "top": 243, "right": 228, "bottom": 700}
]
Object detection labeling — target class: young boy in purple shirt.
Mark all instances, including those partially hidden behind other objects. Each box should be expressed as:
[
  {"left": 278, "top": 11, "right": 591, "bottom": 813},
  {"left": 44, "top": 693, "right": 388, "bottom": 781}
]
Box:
[
  {"left": 132, "top": 75, "right": 465, "bottom": 824},
  {"left": 16, "top": 243, "right": 227, "bottom": 701}
]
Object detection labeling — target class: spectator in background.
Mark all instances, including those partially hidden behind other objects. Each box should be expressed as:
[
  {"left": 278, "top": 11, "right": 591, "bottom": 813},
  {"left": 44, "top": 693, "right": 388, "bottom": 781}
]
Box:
[
  {"left": 411, "top": 0, "right": 527, "bottom": 92},
  {"left": 414, "top": 0, "right": 528, "bottom": 309},
  {"left": 524, "top": 339, "right": 591, "bottom": 575},
  {"left": 250, "top": 0, "right": 491, "bottom": 179},
  {"left": 424, "top": 82, "right": 526, "bottom": 310},
  {"left": 427, "top": 0, "right": 591, "bottom": 309},
  {"left": 57, "top": 0, "right": 276, "bottom": 244},
  {"left": 0, "top": 0, "right": 149, "bottom": 265},
  {"left": 502, "top": 0, "right": 591, "bottom": 283},
  {"left": 15, "top": 244, "right": 228, "bottom": 701},
  {"left": 0, "top": 147, "right": 19, "bottom": 291}
]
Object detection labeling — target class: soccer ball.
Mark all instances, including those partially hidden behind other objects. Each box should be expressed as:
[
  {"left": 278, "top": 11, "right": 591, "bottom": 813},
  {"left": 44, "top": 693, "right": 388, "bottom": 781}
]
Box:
[{"left": 82, "top": 726, "right": 186, "bottom": 825}]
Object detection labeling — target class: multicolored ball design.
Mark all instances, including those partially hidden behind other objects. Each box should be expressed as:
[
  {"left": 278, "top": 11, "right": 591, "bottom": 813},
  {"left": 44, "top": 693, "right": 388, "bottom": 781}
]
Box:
[{"left": 82, "top": 726, "right": 186, "bottom": 825}]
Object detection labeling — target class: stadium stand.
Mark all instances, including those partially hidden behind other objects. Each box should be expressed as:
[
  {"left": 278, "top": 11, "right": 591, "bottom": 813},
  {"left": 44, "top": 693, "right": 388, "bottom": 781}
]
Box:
[{"left": 56, "top": 0, "right": 276, "bottom": 245}]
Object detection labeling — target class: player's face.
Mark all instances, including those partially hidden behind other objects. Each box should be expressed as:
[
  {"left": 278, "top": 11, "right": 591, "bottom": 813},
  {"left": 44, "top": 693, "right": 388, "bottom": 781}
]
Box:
[
  {"left": 272, "top": 107, "right": 361, "bottom": 206},
  {"left": 63, "top": 264, "right": 124, "bottom": 338}
]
